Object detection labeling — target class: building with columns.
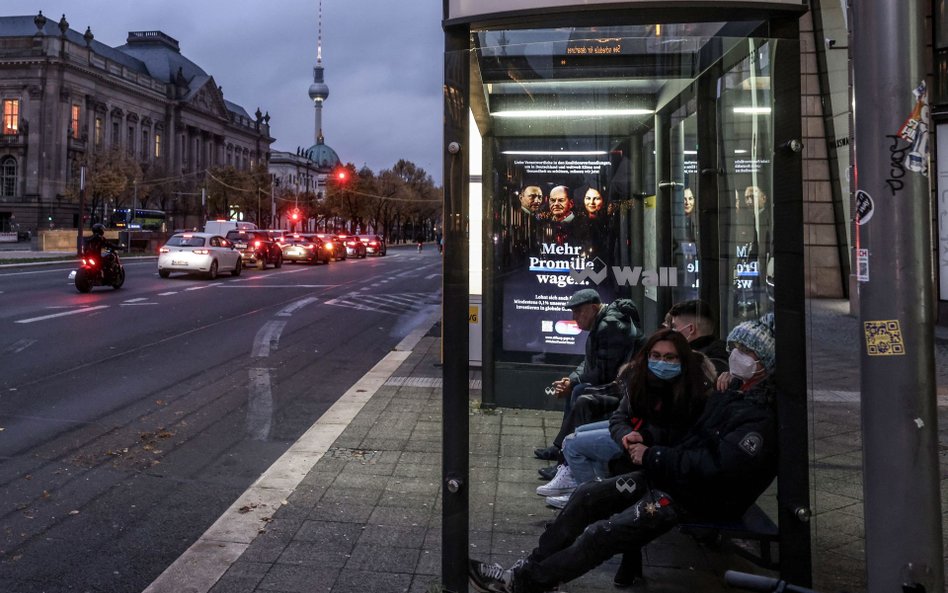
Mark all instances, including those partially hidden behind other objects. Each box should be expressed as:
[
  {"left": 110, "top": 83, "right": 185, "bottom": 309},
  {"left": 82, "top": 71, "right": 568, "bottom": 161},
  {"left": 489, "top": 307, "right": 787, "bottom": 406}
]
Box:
[{"left": 0, "top": 11, "right": 273, "bottom": 234}]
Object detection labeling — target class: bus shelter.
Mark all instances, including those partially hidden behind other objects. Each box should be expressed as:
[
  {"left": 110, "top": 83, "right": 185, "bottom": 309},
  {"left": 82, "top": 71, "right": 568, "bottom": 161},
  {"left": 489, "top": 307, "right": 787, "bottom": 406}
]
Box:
[{"left": 441, "top": 1, "right": 811, "bottom": 589}]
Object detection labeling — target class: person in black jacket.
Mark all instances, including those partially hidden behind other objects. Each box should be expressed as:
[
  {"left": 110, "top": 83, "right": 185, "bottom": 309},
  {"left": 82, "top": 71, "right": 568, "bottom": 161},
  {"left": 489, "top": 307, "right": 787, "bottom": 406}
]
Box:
[{"left": 470, "top": 314, "right": 777, "bottom": 593}]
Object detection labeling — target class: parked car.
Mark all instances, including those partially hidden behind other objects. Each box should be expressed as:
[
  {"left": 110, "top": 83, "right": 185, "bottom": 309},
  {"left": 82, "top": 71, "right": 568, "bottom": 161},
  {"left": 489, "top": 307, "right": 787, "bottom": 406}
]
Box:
[
  {"left": 316, "top": 233, "right": 347, "bottom": 261},
  {"left": 225, "top": 229, "right": 283, "bottom": 269},
  {"left": 358, "top": 234, "right": 387, "bottom": 256},
  {"left": 157, "top": 232, "right": 242, "bottom": 279},
  {"left": 337, "top": 233, "right": 367, "bottom": 258},
  {"left": 282, "top": 233, "right": 331, "bottom": 265}
]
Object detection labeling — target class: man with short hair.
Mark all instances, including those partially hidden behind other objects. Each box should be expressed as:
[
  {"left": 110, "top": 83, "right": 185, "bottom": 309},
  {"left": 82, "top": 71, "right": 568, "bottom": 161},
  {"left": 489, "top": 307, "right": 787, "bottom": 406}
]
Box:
[
  {"left": 666, "top": 299, "right": 728, "bottom": 372},
  {"left": 534, "top": 288, "right": 641, "bottom": 462},
  {"left": 520, "top": 185, "right": 545, "bottom": 216},
  {"left": 473, "top": 314, "right": 778, "bottom": 593},
  {"left": 548, "top": 186, "right": 575, "bottom": 223}
]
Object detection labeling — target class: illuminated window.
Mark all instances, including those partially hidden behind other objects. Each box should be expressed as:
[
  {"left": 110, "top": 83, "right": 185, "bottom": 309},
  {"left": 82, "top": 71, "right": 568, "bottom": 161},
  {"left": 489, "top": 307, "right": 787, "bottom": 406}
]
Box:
[
  {"left": 70, "top": 104, "right": 80, "bottom": 139},
  {"left": 154, "top": 132, "right": 162, "bottom": 158},
  {"left": 2, "top": 99, "right": 19, "bottom": 135},
  {"left": 94, "top": 117, "right": 103, "bottom": 146},
  {"left": 0, "top": 156, "right": 16, "bottom": 197}
]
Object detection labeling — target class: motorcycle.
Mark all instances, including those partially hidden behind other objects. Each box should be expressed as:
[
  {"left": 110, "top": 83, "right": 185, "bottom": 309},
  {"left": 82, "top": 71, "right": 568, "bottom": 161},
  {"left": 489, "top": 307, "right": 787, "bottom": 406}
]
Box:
[{"left": 72, "top": 246, "right": 126, "bottom": 293}]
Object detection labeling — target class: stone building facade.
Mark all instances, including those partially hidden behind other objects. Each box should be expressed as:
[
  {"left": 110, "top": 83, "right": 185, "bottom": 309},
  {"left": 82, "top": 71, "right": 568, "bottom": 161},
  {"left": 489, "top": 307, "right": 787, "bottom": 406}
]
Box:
[{"left": 0, "top": 12, "right": 273, "bottom": 234}]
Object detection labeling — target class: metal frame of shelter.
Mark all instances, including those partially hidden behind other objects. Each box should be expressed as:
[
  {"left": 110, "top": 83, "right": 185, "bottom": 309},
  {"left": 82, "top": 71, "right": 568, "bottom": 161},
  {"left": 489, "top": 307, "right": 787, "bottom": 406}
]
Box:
[{"left": 441, "top": 2, "right": 810, "bottom": 591}]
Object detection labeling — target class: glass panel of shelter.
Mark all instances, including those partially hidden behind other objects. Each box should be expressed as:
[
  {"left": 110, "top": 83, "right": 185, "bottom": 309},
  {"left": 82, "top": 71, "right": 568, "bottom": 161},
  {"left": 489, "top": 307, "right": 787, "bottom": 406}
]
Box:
[{"left": 474, "top": 23, "right": 775, "bottom": 400}]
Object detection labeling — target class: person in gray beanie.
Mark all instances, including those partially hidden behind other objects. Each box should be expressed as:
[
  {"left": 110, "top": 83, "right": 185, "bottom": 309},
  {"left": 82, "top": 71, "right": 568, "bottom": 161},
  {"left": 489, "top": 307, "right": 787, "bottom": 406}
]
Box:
[{"left": 470, "top": 312, "right": 778, "bottom": 592}]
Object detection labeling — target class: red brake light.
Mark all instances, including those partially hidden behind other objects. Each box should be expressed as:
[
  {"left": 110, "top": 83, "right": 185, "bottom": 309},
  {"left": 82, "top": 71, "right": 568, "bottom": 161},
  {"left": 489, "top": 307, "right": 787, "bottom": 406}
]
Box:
[
  {"left": 193, "top": 249, "right": 210, "bottom": 255},
  {"left": 254, "top": 240, "right": 262, "bottom": 248},
  {"left": 369, "top": 241, "right": 378, "bottom": 247},
  {"left": 159, "top": 247, "right": 170, "bottom": 254}
]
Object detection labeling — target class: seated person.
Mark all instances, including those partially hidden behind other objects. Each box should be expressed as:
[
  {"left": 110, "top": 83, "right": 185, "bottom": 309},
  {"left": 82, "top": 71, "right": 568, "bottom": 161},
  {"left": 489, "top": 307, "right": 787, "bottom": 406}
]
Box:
[
  {"left": 535, "top": 289, "right": 642, "bottom": 462},
  {"left": 471, "top": 314, "right": 777, "bottom": 593},
  {"left": 539, "top": 329, "right": 713, "bottom": 509}
]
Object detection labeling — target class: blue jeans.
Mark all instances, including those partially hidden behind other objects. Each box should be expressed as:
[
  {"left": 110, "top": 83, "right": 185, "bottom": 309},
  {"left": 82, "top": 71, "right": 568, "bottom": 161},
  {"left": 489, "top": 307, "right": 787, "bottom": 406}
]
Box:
[{"left": 562, "top": 425, "right": 622, "bottom": 485}]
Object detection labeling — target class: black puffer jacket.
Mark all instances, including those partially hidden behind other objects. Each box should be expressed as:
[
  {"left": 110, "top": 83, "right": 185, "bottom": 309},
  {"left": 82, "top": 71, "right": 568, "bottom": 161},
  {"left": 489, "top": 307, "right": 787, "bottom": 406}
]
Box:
[
  {"left": 569, "top": 299, "right": 642, "bottom": 387},
  {"left": 641, "top": 378, "right": 778, "bottom": 520}
]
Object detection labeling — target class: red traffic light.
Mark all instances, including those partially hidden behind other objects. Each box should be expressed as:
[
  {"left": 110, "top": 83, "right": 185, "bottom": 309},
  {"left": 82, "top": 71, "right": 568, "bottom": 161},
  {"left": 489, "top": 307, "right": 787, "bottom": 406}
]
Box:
[
  {"left": 290, "top": 209, "right": 300, "bottom": 222},
  {"left": 334, "top": 169, "right": 348, "bottom": 182}
]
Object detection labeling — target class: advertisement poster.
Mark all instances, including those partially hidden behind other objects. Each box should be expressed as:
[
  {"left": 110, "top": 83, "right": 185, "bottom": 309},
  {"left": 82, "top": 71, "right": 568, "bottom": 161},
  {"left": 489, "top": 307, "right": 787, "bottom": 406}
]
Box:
[{"left": 496, "top": 139, "right": 627, "bottom": 359}]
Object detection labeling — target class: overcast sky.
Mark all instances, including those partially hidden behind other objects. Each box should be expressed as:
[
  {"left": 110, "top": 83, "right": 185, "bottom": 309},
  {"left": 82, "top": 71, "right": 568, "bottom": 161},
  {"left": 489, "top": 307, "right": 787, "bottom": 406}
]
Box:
[{"left": 6, "top": 1, "right": 445, "bottom": 183}]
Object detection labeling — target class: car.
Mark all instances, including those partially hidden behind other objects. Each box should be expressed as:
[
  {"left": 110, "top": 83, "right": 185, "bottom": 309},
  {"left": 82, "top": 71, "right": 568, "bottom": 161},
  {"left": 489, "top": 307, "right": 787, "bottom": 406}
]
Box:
[
  {"left": 225, "top": 229, "right": 284, "bottom": 269},
  {"left": 337, "top": 233, "right": 367, "bottom": 258},
  {"left": 316, "top": 233, "right": 347, "bottom": 261},
  {"left": 157, "top": 232, "right": 242, "bottom": 279},
  {"left": 357, "top": 234, "right": 387, "bottom": 256},
  {"left": 282, "top": 233, "right": 332, "bottom": 265}
]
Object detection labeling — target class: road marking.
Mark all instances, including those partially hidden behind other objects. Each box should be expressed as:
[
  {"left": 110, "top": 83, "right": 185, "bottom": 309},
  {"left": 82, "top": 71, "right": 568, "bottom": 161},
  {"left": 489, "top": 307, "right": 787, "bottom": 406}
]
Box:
[
  {"left": 120, "top": 302, "right": 159, "bottom": 306},
  {"left": 218, "top": 284, "right": 336, "bottom": 288},
  {"left": 185, "top": 286, "right": 210, "bottom": 291},
  {"left": 247, "top": 368, "right": 273, "bottom": 441},
  {"left": 277, "top": 296, "right": 319, "bottom": 317},
  {"left": 3, "top": 338, "right": 37, "bottom": 354},
  {"left": 251, "top": 320, "right": 286, "bottom": 358},
  {"left": 158, "top": 291, "right": 178, "bottom": 296},
  {"left": 124, "top": 297, "right": 148, "bottom": 303},
  {"left": 15, "top": 305, "right": 110, "bottom": 324},
  {"left": 424, "top": 273, "right": 440, "bottom": 280}
]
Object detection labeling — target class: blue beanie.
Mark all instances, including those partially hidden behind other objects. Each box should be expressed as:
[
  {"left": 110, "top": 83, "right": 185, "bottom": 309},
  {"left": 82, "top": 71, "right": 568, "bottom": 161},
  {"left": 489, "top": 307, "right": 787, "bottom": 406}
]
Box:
[{"left": 726, "top": 313, "right": 776, "bottom": 374}]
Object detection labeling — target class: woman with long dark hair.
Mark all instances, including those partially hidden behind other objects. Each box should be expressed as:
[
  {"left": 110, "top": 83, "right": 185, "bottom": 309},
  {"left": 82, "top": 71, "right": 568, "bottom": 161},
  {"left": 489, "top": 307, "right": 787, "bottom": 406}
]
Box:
[{"left": 540, "top": 329, "right": 714, "bottom": 507}]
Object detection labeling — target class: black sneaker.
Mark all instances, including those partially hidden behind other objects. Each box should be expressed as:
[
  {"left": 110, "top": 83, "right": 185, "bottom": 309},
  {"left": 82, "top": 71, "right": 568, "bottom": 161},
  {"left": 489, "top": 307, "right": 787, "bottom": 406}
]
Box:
[
  {"left": 533, "top": 445, "right": 560, "bottom": 461},
  {"left": 537, "top": 465, "right": 557, "bottom": 480},
  {"left": 469, "top": 559, "right": 510, "bottom": 592}
]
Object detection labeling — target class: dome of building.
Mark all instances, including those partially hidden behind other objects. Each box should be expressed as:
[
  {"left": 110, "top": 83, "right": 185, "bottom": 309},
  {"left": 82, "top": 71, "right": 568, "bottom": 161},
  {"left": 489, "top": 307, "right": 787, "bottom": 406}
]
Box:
[{"left": 303, "top": 141, "right": 340, "bottom": 170}]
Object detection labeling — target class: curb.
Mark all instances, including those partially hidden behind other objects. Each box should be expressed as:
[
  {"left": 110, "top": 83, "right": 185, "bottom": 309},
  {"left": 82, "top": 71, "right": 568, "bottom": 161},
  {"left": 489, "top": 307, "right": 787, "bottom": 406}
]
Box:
[{"left": 141, "top": 308, "right": 441, "bottom": 593}]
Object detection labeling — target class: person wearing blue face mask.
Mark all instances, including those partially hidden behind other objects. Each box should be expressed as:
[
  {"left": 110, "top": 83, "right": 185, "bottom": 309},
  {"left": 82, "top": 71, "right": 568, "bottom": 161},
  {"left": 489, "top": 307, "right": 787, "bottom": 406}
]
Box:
[{"left": 540, "top": 329, "right": 714, "bottom": 510}]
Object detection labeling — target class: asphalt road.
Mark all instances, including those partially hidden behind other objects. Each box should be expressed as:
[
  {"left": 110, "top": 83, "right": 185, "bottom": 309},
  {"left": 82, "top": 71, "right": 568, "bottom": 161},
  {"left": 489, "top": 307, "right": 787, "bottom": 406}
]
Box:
[{"left": 0, "top": 246, "right": 443, "bottom": 592}]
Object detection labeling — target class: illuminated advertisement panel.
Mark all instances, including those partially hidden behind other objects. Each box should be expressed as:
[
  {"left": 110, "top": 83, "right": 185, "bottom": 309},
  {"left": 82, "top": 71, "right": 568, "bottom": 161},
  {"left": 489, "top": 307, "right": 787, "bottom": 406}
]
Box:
[{"left": 496, "top": 138, "right": 628, "bottom": 358}]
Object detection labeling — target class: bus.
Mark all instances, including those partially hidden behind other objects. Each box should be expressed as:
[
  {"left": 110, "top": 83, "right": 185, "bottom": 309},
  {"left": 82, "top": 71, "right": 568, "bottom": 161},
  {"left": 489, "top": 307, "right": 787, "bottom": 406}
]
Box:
[{"left": 110, "top": 208, "right": 167, "bottom": 231}]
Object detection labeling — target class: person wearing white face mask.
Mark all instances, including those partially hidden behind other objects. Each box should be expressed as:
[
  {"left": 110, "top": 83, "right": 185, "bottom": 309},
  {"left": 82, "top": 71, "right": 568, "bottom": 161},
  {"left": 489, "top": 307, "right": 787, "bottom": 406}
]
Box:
[
  {"left": 715, "top": 312, "right": 776, "bottom": 391},
  {"left": 470, "top": 313, "right": 778, "bottom": 593}
]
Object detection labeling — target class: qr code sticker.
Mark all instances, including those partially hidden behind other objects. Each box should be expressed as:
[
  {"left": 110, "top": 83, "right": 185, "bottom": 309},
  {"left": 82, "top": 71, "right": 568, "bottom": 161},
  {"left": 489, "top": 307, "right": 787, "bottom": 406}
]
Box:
[{"left": 863, "top": 320, "right": 905, "bottom": 356}]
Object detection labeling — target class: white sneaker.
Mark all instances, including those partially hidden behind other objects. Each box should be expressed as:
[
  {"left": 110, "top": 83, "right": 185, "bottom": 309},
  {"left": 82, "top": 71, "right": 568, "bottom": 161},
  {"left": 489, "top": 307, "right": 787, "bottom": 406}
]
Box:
[
  {"left": 536, "top": 464, "right": 576, "bottom": 496},
  {"left": 545, "top": 494, "right": 571, "bottom": 509}
]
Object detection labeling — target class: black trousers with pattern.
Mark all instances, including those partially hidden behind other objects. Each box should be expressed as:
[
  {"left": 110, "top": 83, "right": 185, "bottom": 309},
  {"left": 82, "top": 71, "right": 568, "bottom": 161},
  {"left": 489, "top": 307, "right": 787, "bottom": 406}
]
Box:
[{"left": 516, "top": 472, "right": 679, "bottom": 593}]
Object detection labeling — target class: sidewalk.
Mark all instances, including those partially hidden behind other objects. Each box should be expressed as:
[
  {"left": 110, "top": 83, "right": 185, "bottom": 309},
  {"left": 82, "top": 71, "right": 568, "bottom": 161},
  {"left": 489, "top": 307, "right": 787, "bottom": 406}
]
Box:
[{"left": 142, "top": 299, "right": 947, "bottom": 593}]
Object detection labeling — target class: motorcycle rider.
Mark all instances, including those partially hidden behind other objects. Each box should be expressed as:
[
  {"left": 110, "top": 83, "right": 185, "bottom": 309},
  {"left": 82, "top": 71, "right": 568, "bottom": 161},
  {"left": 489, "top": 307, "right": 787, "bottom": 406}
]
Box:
[{"left": 82, "top": 223, "right": 119, "bottom": 277}]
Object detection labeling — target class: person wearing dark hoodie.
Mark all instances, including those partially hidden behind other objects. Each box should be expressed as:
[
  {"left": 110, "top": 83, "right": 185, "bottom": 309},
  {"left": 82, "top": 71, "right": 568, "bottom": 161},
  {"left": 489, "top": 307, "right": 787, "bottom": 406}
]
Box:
[
  {"left": 471, "top": 313, "right": 778, "bottom": 593},
  {"left": 534, "top": 288, "right": 643, "bottom": 463}
]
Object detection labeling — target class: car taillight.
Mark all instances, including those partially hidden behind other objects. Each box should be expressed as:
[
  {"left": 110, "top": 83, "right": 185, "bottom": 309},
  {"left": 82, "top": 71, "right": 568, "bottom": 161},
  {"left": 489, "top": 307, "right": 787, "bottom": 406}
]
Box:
[
  {"left": 159, "top": 247, "right": 170, "bottom": 254},
  {"left": 304, "top": 243, "right": 315, "bottom": 250},
  {"left": 369, "top": 241, "right": 378, "bottom": 247},
  {"left": 254, "top": 240, "right": 262, "bottom": 248},
  {"left": 324, "top": 243, "right": 333, "bottom": 250},
  {"left": 193, "top": 249, "right": 210, "bottom": 255}
]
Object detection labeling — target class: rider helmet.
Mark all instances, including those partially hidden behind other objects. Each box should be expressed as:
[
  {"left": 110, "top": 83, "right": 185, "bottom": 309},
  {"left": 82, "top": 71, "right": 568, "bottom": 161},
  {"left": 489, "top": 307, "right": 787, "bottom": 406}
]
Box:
[{"left": 91, "top": 223, "right": 105, "bottom": 236}]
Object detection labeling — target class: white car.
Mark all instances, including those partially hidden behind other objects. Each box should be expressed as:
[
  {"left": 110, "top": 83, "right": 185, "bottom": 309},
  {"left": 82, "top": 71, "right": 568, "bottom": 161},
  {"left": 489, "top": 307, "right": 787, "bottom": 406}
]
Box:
[{"left": 158, "top": 232, "right": 242, "bottom": 279}]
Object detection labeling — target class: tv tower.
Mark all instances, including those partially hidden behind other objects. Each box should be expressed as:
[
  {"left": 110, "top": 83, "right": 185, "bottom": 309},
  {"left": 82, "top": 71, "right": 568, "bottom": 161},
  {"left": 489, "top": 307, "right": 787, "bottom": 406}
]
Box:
[{"left": 307, "top": 0, "right": 330, "bottom": 145}]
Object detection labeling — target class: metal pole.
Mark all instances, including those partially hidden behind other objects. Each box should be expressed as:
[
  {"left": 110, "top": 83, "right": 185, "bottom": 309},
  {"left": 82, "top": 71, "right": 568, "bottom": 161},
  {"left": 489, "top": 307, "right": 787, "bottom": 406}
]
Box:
[
  {"left": 852, "top": 2, "right": 944, "bottom": 592},
  {"left": 441, "top": 24, "right": 469, "bottom": 593},
  {"left": 76, "top": 166, "right": 86, "bottom": 255}
]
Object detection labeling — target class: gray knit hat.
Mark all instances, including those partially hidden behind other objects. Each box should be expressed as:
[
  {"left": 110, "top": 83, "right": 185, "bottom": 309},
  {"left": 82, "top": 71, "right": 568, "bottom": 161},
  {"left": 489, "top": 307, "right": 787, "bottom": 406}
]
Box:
[{"left": 726, "top": 313, "right": 776, "bottom": 374}]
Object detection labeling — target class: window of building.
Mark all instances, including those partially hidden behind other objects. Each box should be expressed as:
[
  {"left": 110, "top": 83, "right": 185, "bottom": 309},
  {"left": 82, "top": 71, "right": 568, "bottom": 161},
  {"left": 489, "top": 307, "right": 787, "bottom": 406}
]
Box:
[
  {"left": 2, "top": 99, "right": 20, "bottom": 135},
  {"left": 154, "top": 132, "right": 162, "bottom": 159},
  {"left": 70, "top": 104, "right": 80, "bottom": 139},
  {"left": 94, "top": 117, "right": 103, "bottom": 146},
  {"left": 127, "top": 126, "right": 135, "bottom": 155},
  {"left": 112, "top": 121, "right": 120, "bottom": 147},
  {"left": 0, "top": 156, "right": 16, "bottom": 197},
  {"left": 142, "top": 130, "right": 149, "bottom": 160}
]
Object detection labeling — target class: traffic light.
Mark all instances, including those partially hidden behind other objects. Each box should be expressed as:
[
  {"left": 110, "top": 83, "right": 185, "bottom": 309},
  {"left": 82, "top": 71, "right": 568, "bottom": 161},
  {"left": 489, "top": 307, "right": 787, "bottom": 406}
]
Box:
[
  {"left": 333, "top": 168, "right": 348, "bottom": 183},
  {"left": 290, "top": 209, "right": 300, "bottom": 222}
]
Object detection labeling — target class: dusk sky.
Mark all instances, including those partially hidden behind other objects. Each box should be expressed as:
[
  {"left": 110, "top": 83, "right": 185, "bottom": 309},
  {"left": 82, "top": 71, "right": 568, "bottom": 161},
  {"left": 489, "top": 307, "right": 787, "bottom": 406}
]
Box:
[{"left": 6, "top": 1, "right": 445, "bottom": 183}]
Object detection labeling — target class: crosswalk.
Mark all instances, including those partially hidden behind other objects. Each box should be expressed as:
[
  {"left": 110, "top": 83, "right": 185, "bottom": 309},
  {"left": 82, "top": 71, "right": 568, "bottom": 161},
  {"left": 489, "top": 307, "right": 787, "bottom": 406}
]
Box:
[{"left": 324, "top": 290, "right": 441, "bottom": 315}]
